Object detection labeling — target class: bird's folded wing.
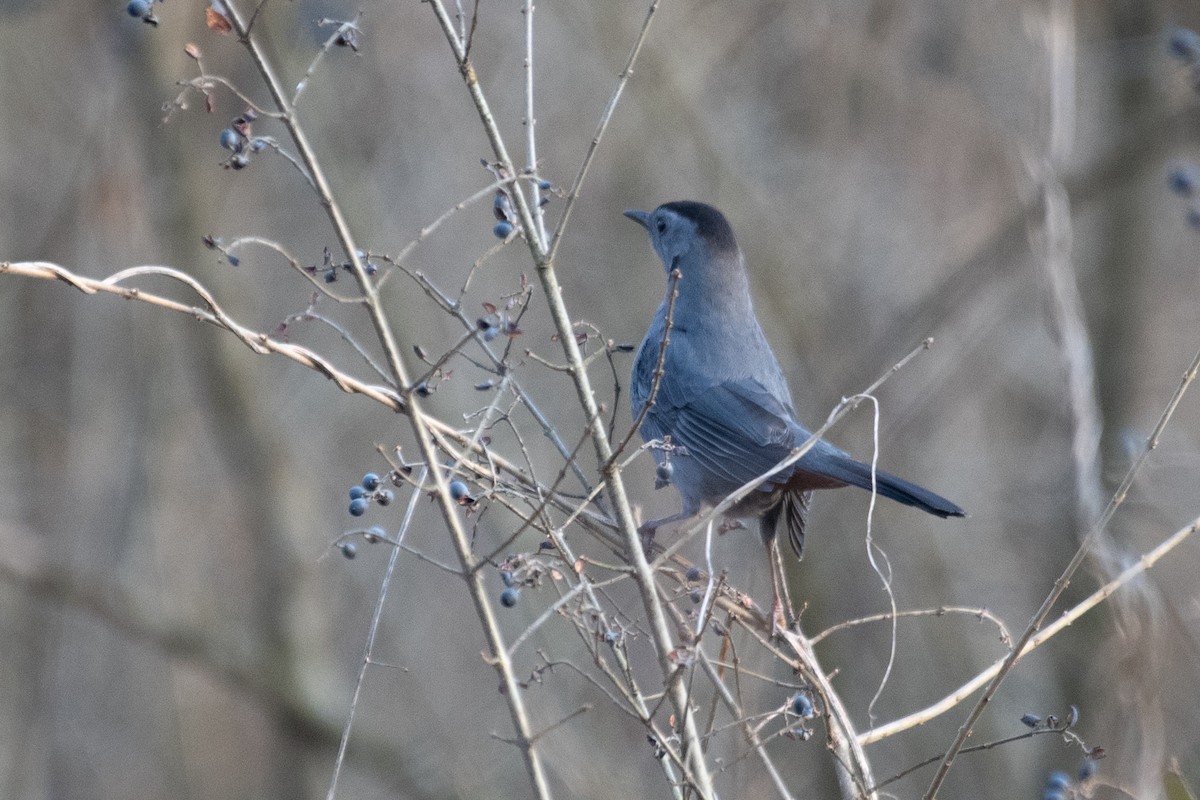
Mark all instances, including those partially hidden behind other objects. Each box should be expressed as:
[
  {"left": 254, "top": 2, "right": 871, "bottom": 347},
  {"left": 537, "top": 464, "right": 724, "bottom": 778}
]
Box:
[{"left": 658, "top": 378, "right": 798, "bottom": 488}]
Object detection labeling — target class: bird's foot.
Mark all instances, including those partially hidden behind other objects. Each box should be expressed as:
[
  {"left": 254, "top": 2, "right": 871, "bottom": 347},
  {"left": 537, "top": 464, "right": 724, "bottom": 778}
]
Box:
[
  {"left": 718, "top": 518, "right": 747, "bottom": 534},
  {"left": 636, "top": 524, "right": 659, "bottom": 558}
]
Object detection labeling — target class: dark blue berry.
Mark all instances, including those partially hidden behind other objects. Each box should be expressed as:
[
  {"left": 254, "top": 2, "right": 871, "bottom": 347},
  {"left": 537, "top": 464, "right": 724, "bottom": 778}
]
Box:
[
  {"left": 449, "top": 480, "right": 470, "bottom": 501},
  {"left": 1187, "top": 206, "right": 1200, "bottom": 229},
  {"left": 500, "top": 587, "right": 520, "bottom": 607},
  {"left": 127, "top": 0, "right": 151, "bottom": 17},
  {"left": 249, "top": 138, "right": 268, "bottom": 153},
  {"left": 340, "top": 542, "right": 357, "bottom": 559},
  {"left": 219, "top": 128, "right": 239, "bottom": 151},
  {"left": 656, "top": 461, "right": 674, "bottom": 483},
  {"left": 1019, "top": 713, "right": 1041, "bottom": 728},
  {"left": 364, "top": 261, "right": 377, "bottom": 275},
  {"left": 537, "top": 179, "right": 552, "bottom": 190},
  {"left": 482, "top": 327, "right": 499, "bottom": 342},
  {"left": 689, "top": 588, "right": 703, "bottom": 604},
  {"left": 1168, "top": 166, "right": 1197, "bottom": 196},
  {"left": 500, "top": 570, "right": 515, "bottom": 588},
  {"left": 376, "top": 489, "right": 394, "bottom": 506},
  {"left": 685, "top": 566, "right": 701, "bottom": 582},
  {"left": 414, "top": 381, "right": 431, "bottom": 397},
  {"left": 349, "top": 485, "right": 366, "bottom": 500},
  {"left": 230, "top": 153, "right": 250, "bottom": 170},
  {"left": 226, "top": 254, "right": 239, "bottom": 267},
  {"left": 1078, "top": 758, "right": 1096, "bottom": 781},
  {"left": 1045, "top": 772, "right": 1071, "bottom": 791},
  {"left": 365, "top": 526, "right": 386, "bottom": 543},
  {"left": 1170, "top": 27, "right": 1200, "bottom": 62},
  {"left": 361, "top": 472, "right": 381, "bottom": 491},
  {"left": 348, "top": 497, "right": 368, "bottom": 516},
  {"left": 790, "top": 693, "right": 815, "bottom": 718},
  {"left": 493, "top": 221, "right": 514, "bottom": 239},
  {"left": 324, "top": 269, "right": 336, "bottom": 283},
  {"left": 603, "top": 630, "right": 618, "bottom": 644}
]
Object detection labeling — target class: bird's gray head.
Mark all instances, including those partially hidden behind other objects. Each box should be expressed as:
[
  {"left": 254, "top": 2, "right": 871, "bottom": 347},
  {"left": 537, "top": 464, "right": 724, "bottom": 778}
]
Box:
[{"left": 624, "top": 201, "right": 741, "bottom": 275}]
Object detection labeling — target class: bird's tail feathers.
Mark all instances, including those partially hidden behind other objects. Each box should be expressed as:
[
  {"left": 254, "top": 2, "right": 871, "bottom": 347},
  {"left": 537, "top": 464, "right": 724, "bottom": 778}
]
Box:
[{"left": 811, "top": 455, "right": 965, "bottom": 518}]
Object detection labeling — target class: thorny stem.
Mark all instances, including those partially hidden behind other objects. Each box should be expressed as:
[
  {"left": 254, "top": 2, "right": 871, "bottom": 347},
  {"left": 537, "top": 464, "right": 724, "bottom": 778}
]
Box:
[
  {"left": 424, "top": 2, "right": 716, "bottom": 795},
  {"left": 924, "top": 340, "right": 1200, "bottom": 796},
  {"left": 221, "top": 3, "right": 555, "bottom": 796},
  {"left": 523, "top": 0, "right": 549, "bottom": 245},
  {"left": 327, "top": 468, "right": 427, "bottom": 800},
  {"left": 610, "top": 267, "right": 681, "bottom": 464},
  {"left": 779, "top": 629, "right": 878, "bottom": 800}
]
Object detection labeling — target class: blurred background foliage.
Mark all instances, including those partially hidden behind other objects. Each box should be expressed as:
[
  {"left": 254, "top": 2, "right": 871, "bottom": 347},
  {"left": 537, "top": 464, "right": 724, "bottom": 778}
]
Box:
[{"left": 1, "top": 1, "right": 1199, "bottom": 798}]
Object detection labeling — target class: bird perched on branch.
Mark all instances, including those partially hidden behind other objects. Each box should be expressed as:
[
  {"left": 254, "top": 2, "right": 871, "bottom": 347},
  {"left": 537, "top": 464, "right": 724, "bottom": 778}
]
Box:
[{"left": 624, "top": 201, "right": 965, "bottom": 622}]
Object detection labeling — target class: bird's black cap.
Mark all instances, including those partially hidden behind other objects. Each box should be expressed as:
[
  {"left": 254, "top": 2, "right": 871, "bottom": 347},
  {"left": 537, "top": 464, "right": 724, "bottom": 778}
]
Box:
[{"left": 660, "top": 201, "right": 739, "bottom": 253}]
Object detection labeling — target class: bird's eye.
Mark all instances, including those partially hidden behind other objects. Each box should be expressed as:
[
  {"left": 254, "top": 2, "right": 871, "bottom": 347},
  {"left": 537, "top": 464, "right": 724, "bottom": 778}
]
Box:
[{"left": 655, "top": 219, "right": 667, "bottom": 233}]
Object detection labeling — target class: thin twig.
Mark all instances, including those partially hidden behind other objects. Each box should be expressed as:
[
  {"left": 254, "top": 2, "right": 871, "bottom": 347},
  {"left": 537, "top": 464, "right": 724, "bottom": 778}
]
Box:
[
  {"left": 2, "top": 258, "right": 621, "bottom": 559},
  {"left": 865, "top": 512, "right": 1200, "bottom": 746},
  {"left": 507, "top": 580, "right": 591, "bottom": 657},
  {"left": 925, "top": 9, "right": 1082, "bottom": 794},
  {"left": 410, "top": 329, "right": 477, "bottom": 390},
  {"left": 379, "top": 176, "right": 519, "bottom": 289},
  {"left": 609, "top": 267, "right": 681, "bottom": 465},
  {"left": 778, "top": 627, "right": 878, "bottom": 799},
  {"left": 874, "top": 720, "right": 1085, "bottom": 792},
  {"left": 527, "top": 705, "right": 593, "bottom": 744},
  {"left": 696, "top": 650, "right": 795, "bottom": 800},
  {"left": 403, "top": 267, "right": 605, "bottom": 512},
  {"left": 279, "top": 310, "right": 391, "bottom": 385},
  {"left": 522, "top": 0, "right": 549, "bottom": 245},
  {"left": 925, "top": 348, "right": 1200, "bottom": 796},
  {"left": 812, "top": 606, "right": 1013, "bottom": 648},
  {"left": 2, "top": 261, "right": 403, "bottom": 407},
  {"left": 221, "top": 3, "right": 556, "bottom": 794},
  {"left": 547, "top": 0, "right": 662, "bottom": 263},
  {"left": 294, "top": 15, "right": 363, "bottom": 106},
  {"left": 327, "top": 467, "right": 427, "bottom": 800}
]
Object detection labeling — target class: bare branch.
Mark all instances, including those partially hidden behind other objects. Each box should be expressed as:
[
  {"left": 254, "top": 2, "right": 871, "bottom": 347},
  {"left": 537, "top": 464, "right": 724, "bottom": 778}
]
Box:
[
  {"left": 864, "top": 513, "right": 1200, "bottom": 746},
  {"left": 327, "top": 468, "right": 428, "bottom": 800}
]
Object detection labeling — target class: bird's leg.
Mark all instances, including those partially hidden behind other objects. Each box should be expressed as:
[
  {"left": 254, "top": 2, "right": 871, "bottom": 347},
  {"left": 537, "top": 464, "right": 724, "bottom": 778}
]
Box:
[
  {"left": 636, "top": 506, "right": 698, "bottom": 555},
  {"left": 766, "top": 535, "right": 796, "bottom": 636}
]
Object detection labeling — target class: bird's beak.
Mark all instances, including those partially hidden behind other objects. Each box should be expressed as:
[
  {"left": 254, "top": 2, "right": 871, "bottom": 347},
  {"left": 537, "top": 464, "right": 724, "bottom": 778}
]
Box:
[{"left": 623, "top": 209, "right": 651, "bottom": 229}]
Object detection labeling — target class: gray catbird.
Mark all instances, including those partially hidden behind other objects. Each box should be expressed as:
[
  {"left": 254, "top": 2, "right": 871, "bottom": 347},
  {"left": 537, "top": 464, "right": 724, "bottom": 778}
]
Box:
[{"left": 625, "top": 200, "right": 965, "bottom": 560}]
